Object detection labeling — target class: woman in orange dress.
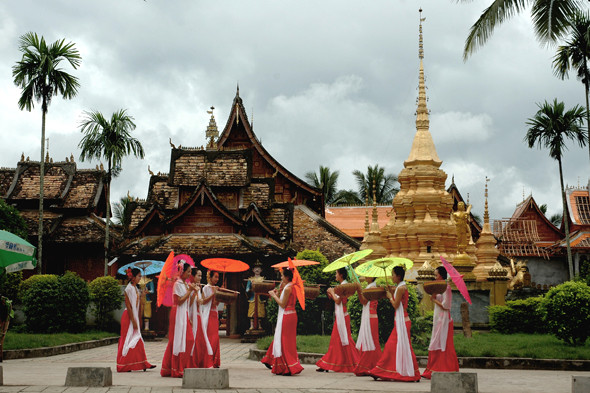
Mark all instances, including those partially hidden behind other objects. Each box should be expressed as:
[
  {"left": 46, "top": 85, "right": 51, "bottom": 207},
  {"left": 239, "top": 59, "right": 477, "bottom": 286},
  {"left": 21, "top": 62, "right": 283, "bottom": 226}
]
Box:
[
  {"left": 261, "top": 268, "right": 304, "bottom": 375},
  {"left": 161, "top": 263, "right": 196, "bottom": 378},
  {"left": 116, "top": 268, "right": 155, "bottom": 372},
  {"left": 369, "top": 266, "right": 420, "bottom": 382},
  {"left": 421, "top": 266, "right": 459, "bottom": 379},
  {"left": 316, "top": 267, "right": 360, "bottom": 373},
  {"left": 353, "top": 276, "right": 382, "bottom": 376},
  {"left": 200, "top": 270, "right": 221, "bottom": 368}
]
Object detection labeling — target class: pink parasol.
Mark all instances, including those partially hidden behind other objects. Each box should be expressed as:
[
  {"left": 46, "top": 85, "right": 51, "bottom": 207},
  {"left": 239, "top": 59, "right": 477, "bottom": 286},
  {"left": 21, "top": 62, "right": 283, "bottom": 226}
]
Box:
[
  {"left": 173, "top": 254, "right": 195, "bottom": 268},
  {"left": 440, "top": 256, "right": 472, "bottom": 304},
  {"left": 271, "top": 259, "right": 320, "bottom": 268}
]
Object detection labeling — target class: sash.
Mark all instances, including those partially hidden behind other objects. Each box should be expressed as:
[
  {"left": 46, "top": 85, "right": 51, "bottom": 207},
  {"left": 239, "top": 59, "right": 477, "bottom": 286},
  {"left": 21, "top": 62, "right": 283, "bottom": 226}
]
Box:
[
  {"left": 122, "top": 283, "right": 142, "bottom": 356},
  {"left": 198, "top": 284, "right": 214, "bottom": 355},
  {"left": 189, "top": 289, "right": 199, "bottom": 355},
  {"left": 173, "top": 279, "right": 188, "bottom": 356},
  {"left": 272, "top": 282, "right": 292, "bottom": 358},
  {"left": 356, "top": 281, "right": 376, "bottom": 351},
  {"left": 394, "top": 281, "right": 414, "bottom": 376},
  {"left": 429, "top": 284, "right": 452, "bottom": 351},
  {"left": 334, "top": 279, "right": 349, "bottom": 346}
]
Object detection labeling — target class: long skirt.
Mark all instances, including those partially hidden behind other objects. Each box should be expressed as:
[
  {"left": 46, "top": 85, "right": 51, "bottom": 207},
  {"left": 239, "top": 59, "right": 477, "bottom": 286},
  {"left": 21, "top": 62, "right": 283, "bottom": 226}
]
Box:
[
  {"left": 369, "top": 320, "right": 421, "bottom": 382},
  {"left": 316, "top": 314, "right": 360, "bottom": 373},
  {"left": 205, "top": 310, "right": 221, "bottom": 368},
  {"left": 161, "top": 307, "right": 194, "bottom": 378},
  {"left": 116, "top": 310, "right": 153, "bottom": 372},
  {"left": 261, "top": 312, "right": 304, "bottom": 375},
  {"left": 421, "top": 320, "right": 459, "bottom": 379},
  {"left": 192, "top": 314, "right": 214, "bottom": 368},
  {"left": 353, "top": 316, "right": 382, "bottom": 376}
]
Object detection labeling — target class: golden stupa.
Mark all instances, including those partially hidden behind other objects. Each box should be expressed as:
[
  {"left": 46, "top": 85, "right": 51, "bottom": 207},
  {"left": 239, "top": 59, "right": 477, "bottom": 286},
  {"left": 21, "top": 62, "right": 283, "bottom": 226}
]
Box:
[
  {"left": 360, "top": 182, "right": 388, "bottom": 259},
  {"left": 474, "top": 177, "right": 501, "bottom": 280},
  {"left": 381, "top": 10, "right": 465, "bottom": 280}
]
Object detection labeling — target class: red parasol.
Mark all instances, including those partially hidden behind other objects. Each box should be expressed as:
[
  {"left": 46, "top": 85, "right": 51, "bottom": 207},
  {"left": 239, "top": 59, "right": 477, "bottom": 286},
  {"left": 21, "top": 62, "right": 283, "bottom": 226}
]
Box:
[
  {"left": 440, "top": 256, "right": 472, "bottom": 305},
  {"left": 201, "top": 258, "right": 249, "bottom": 273},
  {"left": 288, "top": 257, "right": 306, "bottom": 310},
  {"left": 157, "top": 251, "right": 177, "bottom": 307},
  {"left": 271, "top": 259, "right": 320, "bottom": 268}
]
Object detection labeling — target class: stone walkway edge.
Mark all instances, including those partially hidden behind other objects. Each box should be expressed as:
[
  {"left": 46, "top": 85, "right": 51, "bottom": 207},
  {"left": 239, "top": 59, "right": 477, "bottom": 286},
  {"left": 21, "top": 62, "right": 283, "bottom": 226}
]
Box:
[
  {"left": 249, "top": 348, "right": 590, "bottom": 371},
  {"left": 2, "top": 337, "right": 120, "bottom": 360}
]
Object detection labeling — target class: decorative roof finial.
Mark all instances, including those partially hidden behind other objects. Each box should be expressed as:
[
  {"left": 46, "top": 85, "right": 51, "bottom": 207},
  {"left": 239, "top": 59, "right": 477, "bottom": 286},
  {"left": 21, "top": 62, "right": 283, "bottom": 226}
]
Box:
[
  {"left": 484, "top": 176, "right": 490, "bottom": 229},
  {"left": 206, "top": 106, "right": 219, "bottom": 150},
  {"left": 419, "top": 8, "right": 425, "bottom": 61},
  {"left": 364, "top": 196, "right": 370, "bottom": 235},
  {"left": 371, "top": 179, "right": 380, "bottom": 232},
  {"left": 20, "top": 153, "right": 24, "bottom": 162},
  {"left": 236, "top": 82, "right": 240, "bottom": 97}
]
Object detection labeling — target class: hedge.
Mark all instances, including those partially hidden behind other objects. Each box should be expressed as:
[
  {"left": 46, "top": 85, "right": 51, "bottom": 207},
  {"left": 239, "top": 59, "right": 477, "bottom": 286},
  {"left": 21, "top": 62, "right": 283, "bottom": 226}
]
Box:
[
  {"left": 489, "top": 297, "right": 545, "bottom": 334},
  {"left": 541, "top": 281, "right": 590, "bottom": 346}
]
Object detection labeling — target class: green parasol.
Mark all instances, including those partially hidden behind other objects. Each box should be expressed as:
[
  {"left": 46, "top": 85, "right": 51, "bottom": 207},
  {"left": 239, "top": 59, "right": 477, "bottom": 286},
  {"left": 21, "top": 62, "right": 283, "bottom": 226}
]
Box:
[
  {"left": 354, "top": 257, "right": 413, "bottom": 278},
  {"left": 0, "top": 230, "right": 37, "bottom": 273},
  {"left": 323, "top": 249, "right": 373, "bottom": 273}
]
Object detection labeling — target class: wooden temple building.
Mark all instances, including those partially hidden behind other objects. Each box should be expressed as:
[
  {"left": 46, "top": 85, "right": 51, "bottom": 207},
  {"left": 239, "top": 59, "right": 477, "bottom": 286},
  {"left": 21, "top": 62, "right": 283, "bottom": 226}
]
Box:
[
  {"left": 0, "top": 154, "right": 109, "bottom": 281},
  {"left": 116, "top": 89, "right": 359, "bottom": 335}
]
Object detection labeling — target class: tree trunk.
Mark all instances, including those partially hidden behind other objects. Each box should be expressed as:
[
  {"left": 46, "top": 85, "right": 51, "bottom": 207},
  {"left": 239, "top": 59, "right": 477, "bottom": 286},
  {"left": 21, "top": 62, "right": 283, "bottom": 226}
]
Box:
[
  {"left": 558, "top": 158, "right": 574, "bottom": 280},
  {"left": 585, "top": 76, "right": 590, "bottom": 172},
  {"left": 37, "top": 103, "right": 47, "bottom": 274},
  {"left": 104, "top": 158, "right": 111, "bottom": 276}
]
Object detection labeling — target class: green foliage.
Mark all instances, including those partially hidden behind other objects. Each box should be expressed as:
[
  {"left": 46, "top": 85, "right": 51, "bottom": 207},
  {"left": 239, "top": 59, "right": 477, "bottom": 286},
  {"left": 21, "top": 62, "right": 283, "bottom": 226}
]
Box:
[
  {"left": 0, "top": 199, "right": 29, "bottom": 239},
  {"left": 58, "top": 271, "right": 90, "bottom": 333},
  {"left": 0, "top": 296, "right": 14, "bottom": 321},
  {"left": 541, "top": 281, "right": 590, "bottom": 346},
  {"left": 88, "top": 276, "right": 123, "bottom": 331},
  {"left": 0, "top": 271, "right": 23, "bottom": 302},
  {"left": 295, "top": 249, "right": 332, "bottom": 288},
  {"left": 3, "top": 330, "right": 115, "bottom": 350},
  {"left": 22, "top": 275, "right": 61, "bottom": 333},
  {"left": 489, "top": 297, "right": 546, "bottom": 334}
]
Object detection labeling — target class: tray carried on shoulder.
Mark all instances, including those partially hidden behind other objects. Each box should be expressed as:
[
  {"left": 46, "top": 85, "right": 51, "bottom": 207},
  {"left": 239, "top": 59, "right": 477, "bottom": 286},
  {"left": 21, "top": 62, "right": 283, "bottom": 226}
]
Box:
[
  {"left": 252, "top": 281, "right": 277, "bottom": 294},
  {"left": 333, "top": 282, "right": 357, "bottom": 297},
  {"left": 362, "top": 286, "right": 387, "bottom": 301},
  {"left": 423, "top": 281, "right": 447, "bottom": 295},
  {"left": 215, "top": 288, "right": 239, "bottom": 304},
  {"left": 304, "top": 284, "right": 320, "bottom": 299}
]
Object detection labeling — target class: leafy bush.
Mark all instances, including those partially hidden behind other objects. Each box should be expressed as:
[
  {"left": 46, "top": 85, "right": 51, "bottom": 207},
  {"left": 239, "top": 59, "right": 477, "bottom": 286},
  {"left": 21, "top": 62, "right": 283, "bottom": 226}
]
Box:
[
  {"left": 88, "top": 276, "right": 123, "bottom": 331},
  {"left": 0, "top": 271, "right": 23, "bottom": 303},
  {"left": 58, "top": 271, "right": 89, "bottom": 333},
  {"left": 0, "top": 198, "right": 29, "bottom": 239},
  {"left": 489, "top": 297, "right": 546, "bottom": 334},
  {"left": 295, "top": 249, "right": 333, "bottom": 288},
  {"left": 22, "top": 275, "right": 61, "bottom": 333},
  {"left": 541, "top": 281, "right": 590, "bottom": 346}
]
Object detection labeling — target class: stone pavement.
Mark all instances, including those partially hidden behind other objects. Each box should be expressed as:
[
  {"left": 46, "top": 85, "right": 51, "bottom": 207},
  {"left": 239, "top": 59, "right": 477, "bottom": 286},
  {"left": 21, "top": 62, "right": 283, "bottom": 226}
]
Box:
[{"left": 1, "top": 338, "right": 589, "bottom": 393}]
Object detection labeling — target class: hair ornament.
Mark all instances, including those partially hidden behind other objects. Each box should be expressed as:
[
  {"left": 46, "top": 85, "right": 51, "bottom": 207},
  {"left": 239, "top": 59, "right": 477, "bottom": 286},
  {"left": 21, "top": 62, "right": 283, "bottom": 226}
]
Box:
[{"left": 126, "top": 267, "right": 133, "bottom": 279}]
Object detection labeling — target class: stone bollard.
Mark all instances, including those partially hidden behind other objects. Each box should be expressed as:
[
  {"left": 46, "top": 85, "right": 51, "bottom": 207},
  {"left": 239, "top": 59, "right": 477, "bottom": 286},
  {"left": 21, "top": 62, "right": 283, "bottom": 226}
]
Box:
[
  {"left": 431, "top": 372, "right": 478, "bottom": 393},
  {"left": 65, "top": 367, "right": 112, "bottom": 387},
  {"left": 182, "top": 368, "right": 229, "bottom": 389},
  {"left": 572, "top": 376, "right": 590, "bottom": 393}
]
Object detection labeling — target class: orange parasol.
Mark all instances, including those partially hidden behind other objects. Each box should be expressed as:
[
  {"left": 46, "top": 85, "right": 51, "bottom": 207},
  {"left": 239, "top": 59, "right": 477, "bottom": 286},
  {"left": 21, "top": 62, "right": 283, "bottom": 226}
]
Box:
[
  {"left": 201, "top": 258, "right": 249, "bottom": 272},
  {"left": 271, "top": 259, "right": 320, "bottom": 268},
  {"left": 288, "top": 257, "right": 306, "bottom": 310},
  {"left": 157, "top": 251, "right": 176, "bottom": 307}
]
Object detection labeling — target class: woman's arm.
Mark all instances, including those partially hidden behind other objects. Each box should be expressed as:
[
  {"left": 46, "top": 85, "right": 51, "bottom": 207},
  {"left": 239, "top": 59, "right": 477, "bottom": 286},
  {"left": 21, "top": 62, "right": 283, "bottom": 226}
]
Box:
[
  {"left": 356, "top": 282, "right": 368, "bottom": 306},
  {"left": 327, "top": 287, "right": 342, "bottom": 305},
  {"left": 387, "top": 286, "right": 404, "bottom": 309},
  {"left": 201, "top": 286, "right": 217, "bottom": 305},
  {"left": 269, "top": 286, "right": 291, "bottom": 308},
  {"left": 124, "top": 292, "right": 138, "bottom": 330},
  {"left": 174, "top": 285, "right": 193, "bottom": 306}
]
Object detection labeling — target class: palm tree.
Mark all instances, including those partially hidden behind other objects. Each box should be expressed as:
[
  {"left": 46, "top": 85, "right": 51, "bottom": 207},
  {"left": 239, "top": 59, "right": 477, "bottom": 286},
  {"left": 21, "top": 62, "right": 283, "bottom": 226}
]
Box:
[
  {"left": 540, "top": 203, "right": 563, "bottom": 226},
  {"left": 461, "top": 0, "right": 581, "bottom": 60},
  {"left": 305, "top": 166, "right": 340, "bottom": 205},
  {"left": 525, "top": 99, "right": 587, "bottom": 280},
  {"left": 352, "top": 165, "right": 399, "bottom": 204},
  {"left": 79, "top": 109, "right": 145, "bottom": 276},
  {"left": 12, "top": 32, "right": 81, "bottom": 273},
  {"left": 332, "top": 189, "right": 363, "bottom": 206},
  {"left": 553, "top": 10, "right": 590, "bottom": 168},
  {"left": 112, "top": 194, "right": 134, "bottom": 234}
]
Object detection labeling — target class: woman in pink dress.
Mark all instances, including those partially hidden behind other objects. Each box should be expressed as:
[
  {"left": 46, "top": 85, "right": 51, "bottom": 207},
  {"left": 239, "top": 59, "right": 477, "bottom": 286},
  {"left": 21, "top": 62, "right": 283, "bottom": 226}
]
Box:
[
  {"left": 116, "top": 268, "right": 155, "bottom": 372},
  {"left": 316, "top": 267, "right": 360, "bottom": 373},
  {"left": 421, "top": 266, "right": 459, "bottom": 379},
  {"left": 369, "top": 266, "right": 420, "bottom": 382},
  {"left": 161, "top": 263, "right": 196, "bottom": 378},
  {"left": 261, "top": 268, "right": 304, "bottom": 375},
  {"left": 200, "top": 270, "right": 221, "bottom": 368},
  {"left": 353, "top": 276, "right": 382, "bottom": 376}
]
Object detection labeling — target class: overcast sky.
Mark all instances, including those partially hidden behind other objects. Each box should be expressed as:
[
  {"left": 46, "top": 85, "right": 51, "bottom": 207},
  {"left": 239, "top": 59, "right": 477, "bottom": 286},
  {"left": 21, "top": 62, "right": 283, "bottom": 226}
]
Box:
[{"left": 1, "top": 0, "right": 588, "bottom": 222}]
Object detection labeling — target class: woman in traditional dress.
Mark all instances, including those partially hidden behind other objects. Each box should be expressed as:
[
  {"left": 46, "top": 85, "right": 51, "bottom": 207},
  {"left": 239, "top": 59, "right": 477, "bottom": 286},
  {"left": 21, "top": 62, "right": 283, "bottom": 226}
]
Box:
[
  {"left": 161, "top": 263, "right": 196, "bottom": 378},
  {"left": 316, "top": 267, "right": 360, "bottom": 373},
  {"left": 369, "top": 266, "right": 420, "bottom": 382},
  {"left": 117, "top": 268, "right": 155, "bottom": 372},
  {"left": 189, "top": 268, "right": 214, "bottom": 368},
  {"left": 200, "top": 270, "right": 221, "bottom": 368},
  {"left": 353, "top": 276, "right": 382, "bottom": 376},
  {"left": 261, "top": 268, "right": 304, "bottom": 375},
  {"left": 421, "top": 266, "right": 459, "bottom": 379}
]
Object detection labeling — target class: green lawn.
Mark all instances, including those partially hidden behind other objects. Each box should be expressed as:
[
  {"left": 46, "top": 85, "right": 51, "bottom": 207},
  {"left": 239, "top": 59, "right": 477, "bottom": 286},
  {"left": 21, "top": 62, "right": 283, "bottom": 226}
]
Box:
[
  {"left": 257, "top": 332, "right": 590, "bottom": 360},
  {"left": 2, "top": 331, "right": 117, "bottom": 350}
]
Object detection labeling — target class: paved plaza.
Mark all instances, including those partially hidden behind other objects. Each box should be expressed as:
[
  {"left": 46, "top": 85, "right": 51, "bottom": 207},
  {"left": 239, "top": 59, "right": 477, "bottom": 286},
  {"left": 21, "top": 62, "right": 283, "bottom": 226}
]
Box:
[{"left": 1, "top": 338, "right": 588, "bottom": 393}]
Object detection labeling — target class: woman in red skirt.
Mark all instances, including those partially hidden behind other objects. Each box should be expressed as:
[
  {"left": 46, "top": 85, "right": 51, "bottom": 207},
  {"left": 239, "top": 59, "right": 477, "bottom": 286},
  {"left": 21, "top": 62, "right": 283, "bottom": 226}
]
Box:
[
  {"left": 422, "top": 266, "right": 459, "bottom": 379},
  {"left": 161, "top": 263, "right": 196, "bottom": 378},
  {"left": 369, "top": 266, "right": 420, "bottom": 382},
  {"left": 353, "top": 276, "right": 381, "bottom": 376},
  {"left": 189, "top": 268, "right": 213, "bottom": 368},
  {"left": 316, "top": 267, "right": 360, "bottom": 373},
  {"left": 200, "top": 270, "right": 221, "bottom": 368},
  {"left": 261, "top": 268, "right": 304, "bottom": 375},
  {"left": 117, "top": 268, "right": 155, "bottom": 372}
]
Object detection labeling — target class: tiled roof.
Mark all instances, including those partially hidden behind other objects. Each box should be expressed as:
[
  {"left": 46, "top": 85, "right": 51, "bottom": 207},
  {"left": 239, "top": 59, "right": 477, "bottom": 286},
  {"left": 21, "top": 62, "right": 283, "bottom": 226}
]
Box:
[
  {"left": 62, "top": 171, "right": 103, "bottom": 209},
  {"left": 148, "top": 178, "right": 178, "bottom": 210},
  {"left": 170, "top": 150, "right": 249, "bottom": 187},
  {"left": 325, "top": 205, "right": 391, "bottom": 239},
  {"left": 566, "top": 188, "right": 590, "bottom": 226},
  {"left": 50, "top": 216, "right": 106, "bottom": 243},
  {"left": 20, "top": 210, "right": 63, "bottom": 236}
]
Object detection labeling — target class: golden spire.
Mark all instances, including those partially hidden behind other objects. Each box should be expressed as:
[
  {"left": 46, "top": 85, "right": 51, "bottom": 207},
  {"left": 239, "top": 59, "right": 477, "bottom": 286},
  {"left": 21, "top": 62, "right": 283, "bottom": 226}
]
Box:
[
  {"left": 206, "top": 106, "right": 219, "bottom": 150},
  {"left": 405, "top": 8, "right": 442, "bottom": 168},
  {"left": 371, "top": 180, "right": 380, "bottom": 232},
  {"left": 483, "top": 176, "right": 491, "bottom": 233},
  {"left": 364, "top": 196, "right": 370, "bottom": 235}
]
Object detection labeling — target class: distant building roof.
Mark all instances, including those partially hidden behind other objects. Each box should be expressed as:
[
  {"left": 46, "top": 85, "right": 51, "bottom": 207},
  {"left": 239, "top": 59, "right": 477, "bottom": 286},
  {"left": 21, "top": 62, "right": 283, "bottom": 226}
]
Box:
[{"left": 325, "top": 205, "right": 391, "bottom": 239}]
